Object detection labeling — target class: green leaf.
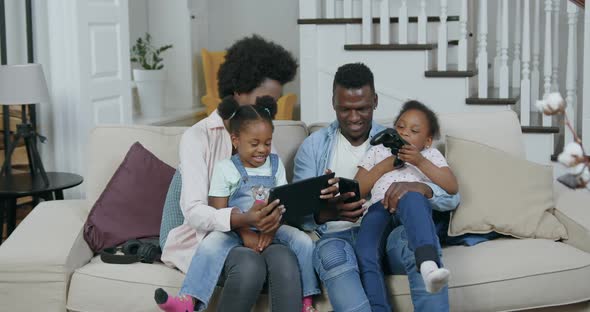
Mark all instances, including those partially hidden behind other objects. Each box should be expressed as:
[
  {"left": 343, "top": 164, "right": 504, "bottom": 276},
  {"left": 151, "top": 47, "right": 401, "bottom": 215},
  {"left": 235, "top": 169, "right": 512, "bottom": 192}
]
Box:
[{"left": 157, "top": 64, "right": 163, "bottom": 70}]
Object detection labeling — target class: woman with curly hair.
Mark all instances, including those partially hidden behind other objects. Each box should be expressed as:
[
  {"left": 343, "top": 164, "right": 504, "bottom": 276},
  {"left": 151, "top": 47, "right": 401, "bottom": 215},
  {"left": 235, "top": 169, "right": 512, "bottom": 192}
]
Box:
[{"left": 156, "top": 35, "right": 301, "bottom": 312}]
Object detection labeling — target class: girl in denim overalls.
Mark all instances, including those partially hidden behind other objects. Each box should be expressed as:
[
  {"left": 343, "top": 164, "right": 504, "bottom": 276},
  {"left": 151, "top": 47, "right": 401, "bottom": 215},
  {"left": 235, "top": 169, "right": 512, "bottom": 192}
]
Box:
[{"left": 157, "top": 96, "right": 320, "bottom": 312}]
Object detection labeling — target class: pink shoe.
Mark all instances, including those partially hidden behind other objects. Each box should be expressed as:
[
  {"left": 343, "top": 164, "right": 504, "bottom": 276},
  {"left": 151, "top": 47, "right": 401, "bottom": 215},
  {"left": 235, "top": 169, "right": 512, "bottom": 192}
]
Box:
[
  {"left": 303, "top": 305, "right": 318, "bottom": 312},
  {"left": 154, "top": 288, "right": 194, "bottom": 312}
]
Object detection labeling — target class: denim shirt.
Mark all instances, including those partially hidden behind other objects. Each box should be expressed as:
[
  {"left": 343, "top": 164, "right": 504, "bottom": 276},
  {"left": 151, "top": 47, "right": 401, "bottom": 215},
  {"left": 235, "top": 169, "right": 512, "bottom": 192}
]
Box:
[{"left": 293, "top": 120, "right": 461, "bottom": 233}]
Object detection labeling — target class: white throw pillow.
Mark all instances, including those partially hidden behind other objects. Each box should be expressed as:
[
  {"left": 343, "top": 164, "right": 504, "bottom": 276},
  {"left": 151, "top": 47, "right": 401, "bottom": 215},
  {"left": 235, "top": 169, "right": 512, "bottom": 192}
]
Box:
[{"left": 445, "top": 136, "right": 567, "bottom": 240}]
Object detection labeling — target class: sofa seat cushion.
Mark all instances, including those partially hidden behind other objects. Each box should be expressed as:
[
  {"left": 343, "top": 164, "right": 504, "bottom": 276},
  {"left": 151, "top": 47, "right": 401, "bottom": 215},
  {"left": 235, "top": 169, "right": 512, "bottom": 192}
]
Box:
[
  {"left": 67, "top": 239, "right": 590, "bottom": 312},
  {"left": 436, "top": 238, "right": 590, "bottom": 312}
]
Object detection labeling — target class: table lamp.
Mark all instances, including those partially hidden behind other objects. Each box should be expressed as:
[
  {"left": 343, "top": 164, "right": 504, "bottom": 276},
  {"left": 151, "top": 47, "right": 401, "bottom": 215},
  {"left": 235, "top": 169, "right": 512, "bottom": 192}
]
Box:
[{"left": 0, "top": 64, "right": 50, "bottom": 186}]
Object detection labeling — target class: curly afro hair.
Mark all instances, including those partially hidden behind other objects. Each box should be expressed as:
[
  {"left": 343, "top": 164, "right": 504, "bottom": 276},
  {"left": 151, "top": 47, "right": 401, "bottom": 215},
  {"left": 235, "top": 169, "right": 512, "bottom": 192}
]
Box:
[
  {"left": 217, "top": 35, "right": 298, "bottom": 98},
  {"left": 333, "top": 63, "right": 375, "bottom": 92},
  {"left": 394, "top": 100, "right": 441, "bottom": 139},
  {"left": 217, "top": 95, "right": 277, "bottom": 135}
]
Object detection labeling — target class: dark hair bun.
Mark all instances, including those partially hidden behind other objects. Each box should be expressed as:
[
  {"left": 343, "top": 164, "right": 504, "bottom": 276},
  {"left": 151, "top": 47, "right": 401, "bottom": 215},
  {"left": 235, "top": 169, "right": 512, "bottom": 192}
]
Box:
[
  {"left": 217, "top": 96, "right": 240, "bottom": 120},
  {"left": 255, "top": 96, "right": 277, "bottom": 119}
]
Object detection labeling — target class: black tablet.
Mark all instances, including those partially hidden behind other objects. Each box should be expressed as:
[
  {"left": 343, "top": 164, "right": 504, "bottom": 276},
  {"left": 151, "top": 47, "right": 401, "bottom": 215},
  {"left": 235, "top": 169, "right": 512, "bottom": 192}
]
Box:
[{"left": 269, "top": 172, "right": 335, "bottom": 225}]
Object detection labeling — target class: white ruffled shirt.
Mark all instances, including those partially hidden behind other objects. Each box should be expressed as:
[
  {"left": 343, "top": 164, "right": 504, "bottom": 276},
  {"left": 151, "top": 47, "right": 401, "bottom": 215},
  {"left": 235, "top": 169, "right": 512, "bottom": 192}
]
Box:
[{"left": 358, "top": 144, "right": 448, "bottom": 205}]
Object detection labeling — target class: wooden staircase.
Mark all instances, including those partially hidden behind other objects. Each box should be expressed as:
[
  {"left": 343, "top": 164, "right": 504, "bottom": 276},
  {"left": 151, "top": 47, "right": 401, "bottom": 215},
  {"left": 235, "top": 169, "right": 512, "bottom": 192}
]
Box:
[{"left": 297, "top": 0, "right": 585, "bottom": 164}]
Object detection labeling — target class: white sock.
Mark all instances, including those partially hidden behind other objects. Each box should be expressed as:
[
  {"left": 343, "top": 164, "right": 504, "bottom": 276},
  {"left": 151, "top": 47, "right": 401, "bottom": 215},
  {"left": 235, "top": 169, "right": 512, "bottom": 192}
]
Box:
[{"left": 420, "top": 260, "right": 450, "bottom": 294}]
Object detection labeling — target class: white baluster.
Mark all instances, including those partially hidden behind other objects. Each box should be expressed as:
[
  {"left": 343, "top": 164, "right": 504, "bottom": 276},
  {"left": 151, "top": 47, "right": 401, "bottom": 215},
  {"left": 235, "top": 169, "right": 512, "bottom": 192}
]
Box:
[
  {"left": 344, "top": 0, "right": 352, "bottom": 17},
  {"left": 380, "top": 0, "right": 390, "bottom": 44},
  {"left": 531, "top": 0, "right": 541, "bottom": 110},
  {"left": 418, "top": 0, "right": 427, "bottom": 44},
  {"left": 512, "top": 1, "right": 522, "bottom": 88},
  {"left": 458, "top": 0, "right": 468, "bottom": 70},
  {"left": 543, "top": 0, "right": 552, "bottom": 127},
  {"left": 437, "top": 0, "right": 448, "bottom": 71},
  {"left": 362, "top": 0, "right": 372, "bottom": 44},
  {"left": 565, "top": 2, "right": 578, "bottom": 144},
  {"left": 326, "top": 0, "right": 336, "bottom": 18},
  {"left": 478, "top": 0, "right": 488, "bottom": 98},
  {"left": 583, "top": 2, "right": 590, "bottom": 148},
  {"left": 551, "top": 0, "right": 560, "bottom": 92},
  {"left": 499, "top": 0, "right": 509, "bottom": 97},
  {"left": 494, "top": 3, "right": 502, "bottom": 87},
  {"left": 398, "top": 0, "right": 408, "bottom": 44},
  {"left": 521, "top": 0, "right": 531, "bottom": 126}
]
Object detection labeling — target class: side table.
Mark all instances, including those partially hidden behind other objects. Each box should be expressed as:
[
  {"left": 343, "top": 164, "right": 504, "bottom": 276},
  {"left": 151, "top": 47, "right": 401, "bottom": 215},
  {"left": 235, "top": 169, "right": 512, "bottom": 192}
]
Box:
[{"left": 0, "top": 172, "right": 83, "bottom": 243}]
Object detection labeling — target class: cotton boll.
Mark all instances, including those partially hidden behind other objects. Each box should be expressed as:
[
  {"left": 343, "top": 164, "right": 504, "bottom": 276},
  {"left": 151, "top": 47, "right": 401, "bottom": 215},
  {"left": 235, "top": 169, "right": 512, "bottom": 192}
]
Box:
[
  {"left": 557, "top": 142, "right": 584, "bottom": 167},
  {"left": 536, "top": 92, "right": 566, "bottom": 115},
  {"left": 535, "top": 100, "right": 547, "bottom": 112},
  {"left": 544, "top": 92, "right": 566, "bottom": 111},
  {"left": 568, "top": 163, "right": 586, "bottom": 175}
]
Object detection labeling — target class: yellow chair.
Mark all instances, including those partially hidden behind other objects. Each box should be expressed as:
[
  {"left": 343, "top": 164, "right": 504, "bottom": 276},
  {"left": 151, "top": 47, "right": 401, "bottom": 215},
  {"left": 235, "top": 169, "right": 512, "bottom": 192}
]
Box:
[
  {"left": 201, "top": 48, "right": 226, "bottom": 115},
  {"left": 200, "top": 48, "right": 297, "bottom": 120},
  {"left": 275, "top": 93, "right": 296, "bottom": 120}
]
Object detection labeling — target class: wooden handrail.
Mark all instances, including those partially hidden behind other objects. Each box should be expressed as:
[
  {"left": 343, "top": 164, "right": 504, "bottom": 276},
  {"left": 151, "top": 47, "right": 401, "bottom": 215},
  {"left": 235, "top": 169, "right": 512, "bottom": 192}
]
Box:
[{"left": 570, "top": 0, "right": 584, "bottom": 8}]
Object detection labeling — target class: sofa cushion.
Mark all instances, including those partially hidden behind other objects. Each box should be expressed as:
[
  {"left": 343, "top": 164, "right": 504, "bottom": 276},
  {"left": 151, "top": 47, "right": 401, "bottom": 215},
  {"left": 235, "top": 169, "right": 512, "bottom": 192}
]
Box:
[
  {"left": 66, "top": 239, "right": 590, "bottom": 312},
  {"left": 446, "top": 136, "right": 566, "bottom": 240},
  {"left": 83, "top": 142, "right": 176, "bottom": 252}
]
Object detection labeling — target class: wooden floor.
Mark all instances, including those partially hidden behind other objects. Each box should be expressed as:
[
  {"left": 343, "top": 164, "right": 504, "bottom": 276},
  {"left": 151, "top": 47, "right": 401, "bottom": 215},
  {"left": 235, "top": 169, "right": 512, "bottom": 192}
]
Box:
[{"left": 1, "top": 204, "right": 32, "bottom": 241}]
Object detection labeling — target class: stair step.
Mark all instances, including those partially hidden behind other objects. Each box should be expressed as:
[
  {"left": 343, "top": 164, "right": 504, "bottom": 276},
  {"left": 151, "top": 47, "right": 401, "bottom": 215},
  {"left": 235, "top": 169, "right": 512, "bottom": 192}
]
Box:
[
  {"left": 521, "top": 126, "right": 560, "bottom": 134},
  {"left": 465, "top": 88, "right": 520, "bottom": 105},
  {"left": 344, "top": 40, "right": 458, "bottom": 51},
  {"left": 425, "top": 66, "right": 477, "bottom": 78},
  {"left": 298, "top": 16, "right": 460, "bottom": 25}
]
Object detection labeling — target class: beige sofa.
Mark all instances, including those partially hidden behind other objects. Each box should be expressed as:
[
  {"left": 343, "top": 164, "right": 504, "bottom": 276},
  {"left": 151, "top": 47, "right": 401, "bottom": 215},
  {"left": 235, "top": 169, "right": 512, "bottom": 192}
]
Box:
[{"left": 1, "top": 110, "right": 589, "bottom": 312}]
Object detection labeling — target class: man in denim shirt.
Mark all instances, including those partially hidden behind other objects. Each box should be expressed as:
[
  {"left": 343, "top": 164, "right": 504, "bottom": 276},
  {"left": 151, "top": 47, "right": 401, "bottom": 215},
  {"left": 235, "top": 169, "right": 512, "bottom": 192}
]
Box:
[{"left": 293, "top": 63, "right": 460, "bottom": 312}]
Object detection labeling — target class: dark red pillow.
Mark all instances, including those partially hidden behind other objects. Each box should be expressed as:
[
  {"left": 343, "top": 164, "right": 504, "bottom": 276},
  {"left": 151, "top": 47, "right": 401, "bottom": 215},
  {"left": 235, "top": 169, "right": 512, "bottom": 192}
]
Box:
[{"left": 83, "top": 142, "right": 175, "bottom": 252}]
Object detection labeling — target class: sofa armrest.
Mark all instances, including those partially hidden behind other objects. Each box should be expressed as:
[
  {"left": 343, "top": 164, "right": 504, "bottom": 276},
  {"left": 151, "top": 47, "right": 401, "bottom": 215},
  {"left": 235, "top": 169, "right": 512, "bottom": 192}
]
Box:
[
  {"left": 0, "top": 200, "right": 93, "bottom": 311},
  {"left": 553, "top": 188, "right": 590, "bottom": 254}
]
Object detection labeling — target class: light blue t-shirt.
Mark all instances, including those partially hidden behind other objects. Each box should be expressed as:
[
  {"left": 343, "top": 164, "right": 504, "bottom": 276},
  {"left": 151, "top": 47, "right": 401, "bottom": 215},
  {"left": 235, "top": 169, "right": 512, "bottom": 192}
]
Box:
[{"left": 208, "top": 156, "right": 288, "bottom": 197}]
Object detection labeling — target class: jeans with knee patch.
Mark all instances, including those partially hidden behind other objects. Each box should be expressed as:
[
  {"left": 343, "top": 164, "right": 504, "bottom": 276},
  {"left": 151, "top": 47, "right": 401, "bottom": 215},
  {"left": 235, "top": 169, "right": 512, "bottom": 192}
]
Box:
[{"left": 312, "top": 228, "right": 372, "bottom": 312}]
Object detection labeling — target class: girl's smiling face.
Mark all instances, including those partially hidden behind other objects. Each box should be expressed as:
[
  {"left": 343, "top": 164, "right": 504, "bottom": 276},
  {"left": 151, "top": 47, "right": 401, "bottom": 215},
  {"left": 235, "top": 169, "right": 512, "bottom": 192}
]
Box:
[
  {"left": 394, "top": 109, "right": 433, "bottom": 150},
  {"left": 232, "top": 119, "right": 273, "bottom": 168}
]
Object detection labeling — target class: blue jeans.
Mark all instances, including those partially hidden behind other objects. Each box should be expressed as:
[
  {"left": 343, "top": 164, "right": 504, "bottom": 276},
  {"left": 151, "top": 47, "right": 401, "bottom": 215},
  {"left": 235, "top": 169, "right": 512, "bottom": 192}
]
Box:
[
  {"left": 182, "top": 225, "right": 319, "bottom": 310},
  {"left": 313, "top": 207, "right": 449, "bottom": 311},
  {"left": 355, "top": 193, "right": 445, "bottom": 312}
]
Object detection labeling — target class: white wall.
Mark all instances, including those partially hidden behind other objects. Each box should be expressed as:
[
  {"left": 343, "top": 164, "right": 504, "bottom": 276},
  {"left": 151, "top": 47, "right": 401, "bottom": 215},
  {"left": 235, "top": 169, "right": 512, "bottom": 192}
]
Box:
[
  {"left": 128, "top": 0, "right": 194, "bottom": 113},
  {"left": 200, "top": 0, "right": 301, "bottom": 118},
  {"left": 4, "top": 0, "right": 27, "bottom": 64}
]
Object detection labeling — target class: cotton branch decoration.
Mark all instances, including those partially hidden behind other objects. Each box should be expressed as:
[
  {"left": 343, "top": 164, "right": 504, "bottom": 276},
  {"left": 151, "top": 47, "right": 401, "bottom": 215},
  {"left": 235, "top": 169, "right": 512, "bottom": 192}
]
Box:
[{"left": 536, "top": 92, "right": 590, "bottom": 189}]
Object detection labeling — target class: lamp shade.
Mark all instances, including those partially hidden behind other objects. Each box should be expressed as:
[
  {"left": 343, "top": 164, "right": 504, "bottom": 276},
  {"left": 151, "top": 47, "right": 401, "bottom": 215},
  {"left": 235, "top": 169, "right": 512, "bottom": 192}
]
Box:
[{"left": 0, "top": 64, "right": 50, "bottom": 105}]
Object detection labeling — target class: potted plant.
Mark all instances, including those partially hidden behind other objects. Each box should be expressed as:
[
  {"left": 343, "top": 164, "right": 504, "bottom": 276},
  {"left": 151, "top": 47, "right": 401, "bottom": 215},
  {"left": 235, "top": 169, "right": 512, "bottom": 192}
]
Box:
[{"left": 130, "top": 33, "right": 172, "bottom": 118}]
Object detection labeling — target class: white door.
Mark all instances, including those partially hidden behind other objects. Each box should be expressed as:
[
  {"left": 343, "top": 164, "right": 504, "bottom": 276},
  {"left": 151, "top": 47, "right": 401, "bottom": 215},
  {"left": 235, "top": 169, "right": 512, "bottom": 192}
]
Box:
[{"left": 77, "top": 0, "right": 132, "bottom": 128}]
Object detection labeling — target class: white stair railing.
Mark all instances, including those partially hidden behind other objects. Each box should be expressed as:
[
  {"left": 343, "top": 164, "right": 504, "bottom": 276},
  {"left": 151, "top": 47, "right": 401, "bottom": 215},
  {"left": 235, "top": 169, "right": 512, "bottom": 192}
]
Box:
[
  {"left": 512, "top": 1, "right": 522, "bottom": 88},
  {"left": 380, "top": 0, "right": 390, "bottom": 44},
  {"left": 552, "top": 0, "right": 561, "bottom": 92},
  {"left": 362, "top": 0, "right": 372, "bottom": 44},
  {"left": 543, "top": 0, "right": 553, "bottom": 127},
  {"left": 499, "top": 0, "right": 509, "bottom": 97},
  {"left": 521, "top": 0, "right": 531, "bottom": 126},
  {"left": 398, "top": 0, "right": 408, "bottom": 44},
  {"left": 437, "top": 0, "right": 448, "bottom": 70},
  {"left": 418, "top": 0, "right": 427, "bottom": 44},
  {"left": 494, "top": 4, "right": 502, "bottom": 87},
  {"left": 531, "top": 0, "right": 541, "bottom": 112},
  {"left": 326, "top": 0, "right": 335, "bottom": 18},
  {"left": 583, "top": 2, "right": 590, "bottom": 148},
  {"left": 565, "top": 2, "right": 578, "bottom": 144},
  {"left": 478, "top": 0, "right": 489, "bottom": 97},
  {"left": 458, "top": 0, "right": 468, "bottom": 70}
]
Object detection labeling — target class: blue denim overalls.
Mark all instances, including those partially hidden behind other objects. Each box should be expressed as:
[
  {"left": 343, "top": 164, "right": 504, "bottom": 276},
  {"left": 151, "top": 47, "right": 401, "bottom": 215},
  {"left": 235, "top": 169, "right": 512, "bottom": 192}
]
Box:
[{"left": 179, "top": 154, "right": 320, "bottom": 310}]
